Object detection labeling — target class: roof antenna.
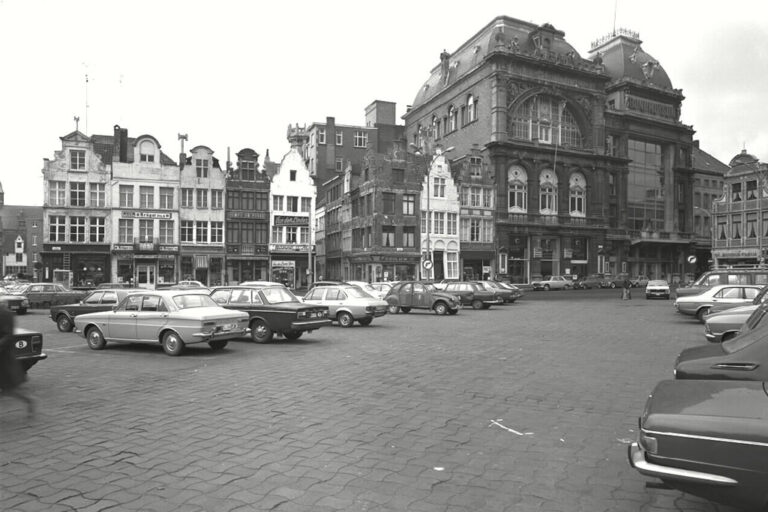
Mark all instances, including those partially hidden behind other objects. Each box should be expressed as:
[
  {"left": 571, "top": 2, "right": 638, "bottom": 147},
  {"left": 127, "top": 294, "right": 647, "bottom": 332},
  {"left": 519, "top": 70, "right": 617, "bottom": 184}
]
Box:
[
  {"left": 82, "top": 62, "right": 89, "bottom": 135},
  {"left": 612, "top": 0, "right": 618, "bottom": 35}
]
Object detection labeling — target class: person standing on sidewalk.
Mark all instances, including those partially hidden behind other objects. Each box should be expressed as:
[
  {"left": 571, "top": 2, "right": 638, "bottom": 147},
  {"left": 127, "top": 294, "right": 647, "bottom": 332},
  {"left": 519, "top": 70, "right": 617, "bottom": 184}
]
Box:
[{"left": 0, "top": 304, "right": 35, "bottom": 417}]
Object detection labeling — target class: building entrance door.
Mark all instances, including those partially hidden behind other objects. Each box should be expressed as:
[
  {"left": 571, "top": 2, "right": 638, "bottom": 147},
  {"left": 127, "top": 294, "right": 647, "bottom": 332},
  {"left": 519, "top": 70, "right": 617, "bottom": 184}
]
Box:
[{"left": 136, "top": 264, "right": 156, "bottom": 290}]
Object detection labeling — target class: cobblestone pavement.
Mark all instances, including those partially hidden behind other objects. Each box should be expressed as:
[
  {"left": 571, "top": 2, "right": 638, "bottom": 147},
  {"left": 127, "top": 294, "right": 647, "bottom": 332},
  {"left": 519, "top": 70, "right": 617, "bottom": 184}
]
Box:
[{"left": 1, "top": 292, "right": 742, "bottom": 511}]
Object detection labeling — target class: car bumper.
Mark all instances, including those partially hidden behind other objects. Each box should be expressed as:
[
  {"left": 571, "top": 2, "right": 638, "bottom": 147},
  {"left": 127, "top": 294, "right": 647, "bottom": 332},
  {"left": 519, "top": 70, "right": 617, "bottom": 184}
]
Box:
[
  {"left": 628, "top": 442, "right": 737, "bottom": 486},
  {"left": 646, "top": 291, "right": 669, "bottom": 298},
  {"left": 290, "top": 318, "right": 332, "bottom": 331},
  {"left": 18, "top": 352, "right": 47, "bottom": 370},
  {"left": 192, "top": 327, "right": 249, "bottom": 342}
]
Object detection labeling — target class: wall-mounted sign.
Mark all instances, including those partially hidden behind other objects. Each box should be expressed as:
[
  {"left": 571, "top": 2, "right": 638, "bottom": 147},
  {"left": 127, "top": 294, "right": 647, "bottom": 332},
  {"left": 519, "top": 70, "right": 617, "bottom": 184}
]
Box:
[
  {"left": 272, "top": 260, "right": 296, "bottom": 268},
  {"left": 230, "top": 211, "right": 268, "bottom": 220},
  {"left": 121, "top": 211, "right": 173, "bottom": 219},
  {"left": 274, "top": 215, "right": 309, "bottom": 226},
  {"left": 270, "top": 244, "right": 314, "bottom": 252}
]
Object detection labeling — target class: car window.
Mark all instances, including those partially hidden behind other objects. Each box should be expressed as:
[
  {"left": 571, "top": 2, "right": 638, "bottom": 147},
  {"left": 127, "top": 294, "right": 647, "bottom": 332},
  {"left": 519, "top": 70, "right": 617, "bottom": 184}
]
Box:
[
  {"left": 745, "top": 288, "right": 761, "bottom": 300},
  {"left": 211, "top": 289, "right": 231, "bottom": 304},
  {"left": 141, "top": 296, "right": 161, "bottom": 312},
  {"left": 173, "top": 294, "right": 218, "bottom": 309},
  {"left": 261, "top": 287, "right": 300, "bottom": 304},
  {"left": 445, "top": 284, "right": 455, "bottom": 291},
  {"left": 123, "top": 295, "right": 141, "bottom": 311},
  {"left": 413, "top": 283, "right": 426, "bottom": 293},
  {"left": 29, "top": 285, "right": 42, "bottom": 292},
  {"left": 102, "top": 291, "right": 119, "bottom": 304},
  {"left": 716, "top": 287, "right": 742, "bottom": 299},
  {"left": 305, "top": 288, "right": 325, "bottom": 301},
  {"left": 231, "top": 289, "right": 252, "bottom": 304},
  {"left": 84, "top": 292, "right": 103, "bottom": 304}
]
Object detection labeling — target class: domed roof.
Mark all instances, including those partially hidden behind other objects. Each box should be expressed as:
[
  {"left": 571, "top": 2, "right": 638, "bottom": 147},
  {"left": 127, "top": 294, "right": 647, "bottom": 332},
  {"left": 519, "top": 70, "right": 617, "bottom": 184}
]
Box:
[
  {"left": 729, "top": 149, "right": 759, "bottom": 168},
  {"left": 410, "top": 16, "right": 584, "bottom": 110},
  {"left": 589, "top": 31, "right": 673, "bottom": 90}
]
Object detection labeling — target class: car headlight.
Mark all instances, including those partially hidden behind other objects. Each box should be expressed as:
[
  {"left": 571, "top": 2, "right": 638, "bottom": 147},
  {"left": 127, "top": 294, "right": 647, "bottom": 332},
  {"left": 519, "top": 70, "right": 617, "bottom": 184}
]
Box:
[{"left": 638, "top": 430, "right": 658, "bottom": 454}]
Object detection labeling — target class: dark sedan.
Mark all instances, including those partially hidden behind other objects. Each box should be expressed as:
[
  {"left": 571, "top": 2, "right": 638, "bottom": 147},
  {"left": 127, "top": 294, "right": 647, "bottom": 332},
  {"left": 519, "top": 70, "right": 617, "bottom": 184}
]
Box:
[
  {"left": 629, "top": 379, "right": 768, "bottom": 510},
  {"left": 442, "top": 281, "right": 502, "bottom": 309},
  {"left": 11, "top": 327, "right": 46, "bottom": 372},
  {"left": 210, "top": 285, "right": 331, "bottom": 343},
  {"left": 8, "top": 283, "right": 88, "bottom": 309},
  {"left": 0, "top": 291, "right": 29, "bottom": 315},
  {"left": 50, "top": 289, "right": 134, "bottom": 332}
]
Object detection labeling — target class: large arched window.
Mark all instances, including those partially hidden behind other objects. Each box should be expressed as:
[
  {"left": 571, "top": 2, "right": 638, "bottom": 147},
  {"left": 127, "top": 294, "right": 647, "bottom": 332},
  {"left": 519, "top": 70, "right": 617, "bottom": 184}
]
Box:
[
  {"left": 539, "top": 170, "right": 558, "bottom": 215},
  {"left": 569, "top": 172, "right": 586, "bottom": 217},
  {"left": 511, "top": 95, "right": 583, "bottom": 147},
  {"left": 448, "top": 106, "right": 457, "bottom": 132},
  {"left": 467, "top": 95, "right": 476, "bottom": 122},
  {"left": 508, "top": 165, "right": 528, "bottom": 213}
]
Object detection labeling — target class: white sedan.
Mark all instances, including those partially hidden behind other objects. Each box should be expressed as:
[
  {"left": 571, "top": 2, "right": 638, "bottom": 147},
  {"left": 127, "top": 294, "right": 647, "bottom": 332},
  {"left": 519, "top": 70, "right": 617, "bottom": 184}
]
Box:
[{"left": 531, "top": 275, "right": 572, "bottom": 291}]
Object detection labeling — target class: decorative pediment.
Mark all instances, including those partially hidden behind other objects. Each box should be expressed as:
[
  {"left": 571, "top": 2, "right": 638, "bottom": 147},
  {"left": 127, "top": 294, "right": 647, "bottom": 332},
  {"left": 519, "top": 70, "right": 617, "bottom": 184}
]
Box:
[{"left": 60, "top": 130, "right": 90, "bottom": 144}]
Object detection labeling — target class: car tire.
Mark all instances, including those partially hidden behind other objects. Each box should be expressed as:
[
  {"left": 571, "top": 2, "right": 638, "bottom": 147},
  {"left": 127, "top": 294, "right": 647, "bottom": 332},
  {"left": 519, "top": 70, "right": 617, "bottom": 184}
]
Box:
[
  {"left": 56, "top": 314, "right": 74, "bottom": 332},
  {"left": 358, "top": 318, "right": 373, "bottom": 327},
  {"left": 162, "top": 331, "right": 185, "bottom": 356},
  {"left": 471, "top": 299, "right": 483, "bottom": 310},
  {"left": 86, "top": 326, "right": 107, "bottom": 350},
  {"left": 697, "top": 307, "right": 710, "bottom": 323},
  {"left": 433, "top": 302, "right": 448, "bottom": 315},
  {"left": 387, "top": 304, "right": 400, "bottom": 314},
  {"left": 721, "top": 332, "right": 736, "bottom": 342},
  {"left": 337, "top": 311, "right": 354, "bottom": 328},
  {"left": 400, "top": 307, "right": 411, "bottom": 313},
  {"left": 543, "top": 284, "right": 550, "bottom": 291},
  {"left": 208, "top": 340, "right": 228, "bottom": 350},
  {"left": 250, "top": 319, "right": 274, "bottom": 343},
  {"left": 284, "top": 330, "right": 303, "bottom": 340}
]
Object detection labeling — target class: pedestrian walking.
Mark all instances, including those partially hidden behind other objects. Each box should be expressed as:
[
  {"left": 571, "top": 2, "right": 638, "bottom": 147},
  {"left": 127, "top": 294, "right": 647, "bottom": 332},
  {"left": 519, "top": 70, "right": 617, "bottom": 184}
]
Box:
[
  {"left": 0, "top": 304, "right": 35, "bottom": 417},
  {"left": 622, "top": 278, "right": 632, "bottom": 300}
]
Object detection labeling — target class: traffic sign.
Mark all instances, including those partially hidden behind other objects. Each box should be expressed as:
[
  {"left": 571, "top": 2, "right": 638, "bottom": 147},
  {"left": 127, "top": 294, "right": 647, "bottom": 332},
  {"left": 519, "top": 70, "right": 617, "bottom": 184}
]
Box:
[
  {"left": 687, "top": 255, "right": 697, "bottom": 264},
  {"left": 422, "top": 260, "right": 434, "bottom": 270}
]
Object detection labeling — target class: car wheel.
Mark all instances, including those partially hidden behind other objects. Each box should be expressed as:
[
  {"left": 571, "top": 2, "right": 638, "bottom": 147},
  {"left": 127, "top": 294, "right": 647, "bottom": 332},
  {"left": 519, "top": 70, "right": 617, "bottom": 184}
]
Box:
[
  {"left": 400, "top": 307, "right": 411, "bottom": 313},
  {"left": 358, "top": 318, "right": 373, "bottom": 327},
  {"left": 208, "top": 340, "right": 228, "bottom": 350},
  {"left": 721, "top": 332, "right": 736, "bottom": 342},
  {"left": 697, "top": 307, "right": 710, "bottom": 323},
  {"left": 86, "top": 326, "right": 107, "bottom": 350},
  {"left": 250, "top": 319, "right": 274, "bottom": 343},
  {"left": 471, "top": 299, "right": 483, "bottom": 310},
  {"left": 162, "top": 331, "right": 185, "bottom": 356},
  {"left": 543, "top": 284, "right": 550, "bottom": 291},
  {"left": 387, "top": 304, "right": 400, "bottom": 314},
  {"left": 56, "top": 314, "right": 74, "bottom": 332},
  {"left": 284, "top": 330, "right": 303, "bottom": 340},
  {"left": 337, "top": 311, "right": 354, "bottom": 328},
  {"left": 433, "top": 302, "right": 448, "bottom": 315}
]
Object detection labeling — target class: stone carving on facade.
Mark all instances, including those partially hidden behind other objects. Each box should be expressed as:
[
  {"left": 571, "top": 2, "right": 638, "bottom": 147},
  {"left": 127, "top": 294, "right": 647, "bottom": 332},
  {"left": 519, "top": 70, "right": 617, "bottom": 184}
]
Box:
[
  {"left": 629, "top": 45, "right": 640, "bottom": 63},
  {"left": 506, "top": 80, "right": 531, "bottom": 107},
  {"left": 440, "top": 49, "right": 450, "bottom": 85},
  {"left": 576, "top": 95, "right": 593, "bottom": 122},
  {"left": 641, "top": 60, "right": 659, "bottom": 80}
]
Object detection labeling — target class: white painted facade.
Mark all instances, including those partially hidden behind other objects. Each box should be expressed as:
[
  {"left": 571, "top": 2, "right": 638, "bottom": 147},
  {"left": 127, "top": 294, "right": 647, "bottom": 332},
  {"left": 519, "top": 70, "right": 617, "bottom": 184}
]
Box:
[{"left": 420, "top": 152, "right": 460, "bottom": 280}]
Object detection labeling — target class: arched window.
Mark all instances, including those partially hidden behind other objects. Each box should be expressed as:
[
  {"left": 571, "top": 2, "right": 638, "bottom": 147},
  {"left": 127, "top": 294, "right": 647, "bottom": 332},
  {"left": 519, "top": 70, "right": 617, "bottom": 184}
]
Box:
[
  {"left": 432, "top": 116, "right": 439, "bottom": 139},
  {"left": 467, "top": 95, "right": 476, "bottom": 122},
  {"left": 508, "top": 165, "right": 528, "bottom": 213},
  {"left": 449, "top": 106, "right": 457, "bottom": 132},
  {"left": 510, "top": 95, "right": 583, "bottom": 147},
  {"left": 539, "top": 170, "right": 558, "bottom": 215},
  {"left": 139, "top": 140, "right": 155, "bottom": 162},
  {"left": 569, "top": 172, "right": 586, "bottom": 217}
]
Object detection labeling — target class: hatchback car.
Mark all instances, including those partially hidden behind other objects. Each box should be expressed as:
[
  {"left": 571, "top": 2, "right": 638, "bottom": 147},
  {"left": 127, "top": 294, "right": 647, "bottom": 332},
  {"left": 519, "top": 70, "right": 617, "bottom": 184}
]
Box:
[
  {"left": 385, "top": 281, "right": 461, "bottom": 315},
  {"left": 302, "top": 284, "right": 388, "bottom": 327},
  {"left": 645, "top": 280, "right": 670, "bottom": 300},
  {"left": 442, "top": 281, "right": 502, "bottom": 309},
  {"left": 674, "top": 284, "right": 763, "bottom": 321},
  {"left": 531, "top": 275, "right": 572, "bottom": 291},
  {"left": 629, "top": 379, "right": 768, "bottom": 510},
  {"left": 50, "top": 288, "right": 134, "bottom": 332},
  {"left": 573, "top": 273, "right": 604, "bottom": 290},
  {"left": 74, "top": 290, "right": 249, "bottom": 356},
  {"left": 210, "top": 285, "right": 330, "bottom": 342}
]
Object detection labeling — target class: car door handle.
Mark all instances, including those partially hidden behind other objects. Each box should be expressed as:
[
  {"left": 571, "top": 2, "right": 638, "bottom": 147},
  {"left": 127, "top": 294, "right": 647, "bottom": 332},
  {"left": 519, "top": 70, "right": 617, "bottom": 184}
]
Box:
[{"left": 711, "top": 362, "right": 759, "bottom": 371}]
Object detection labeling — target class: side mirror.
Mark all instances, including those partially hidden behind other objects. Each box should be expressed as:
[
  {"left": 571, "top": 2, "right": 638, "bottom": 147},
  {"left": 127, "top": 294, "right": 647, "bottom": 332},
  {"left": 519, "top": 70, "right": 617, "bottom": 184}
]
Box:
[{"left": 112, "top": 305, "right": 118, "bottom": 312}]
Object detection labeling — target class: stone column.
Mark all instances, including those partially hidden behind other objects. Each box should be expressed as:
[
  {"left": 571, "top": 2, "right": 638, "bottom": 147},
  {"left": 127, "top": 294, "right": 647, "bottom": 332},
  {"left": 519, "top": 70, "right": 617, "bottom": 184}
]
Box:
[{"left": 490, "top": 73, "right": 508, "bottom": 143}]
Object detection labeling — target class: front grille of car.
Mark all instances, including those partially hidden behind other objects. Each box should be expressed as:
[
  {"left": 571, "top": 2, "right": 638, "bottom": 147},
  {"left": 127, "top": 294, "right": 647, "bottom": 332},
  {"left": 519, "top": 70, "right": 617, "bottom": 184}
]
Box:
[{"left": 31, "top": 335, "right": 43, "bottom": 353}]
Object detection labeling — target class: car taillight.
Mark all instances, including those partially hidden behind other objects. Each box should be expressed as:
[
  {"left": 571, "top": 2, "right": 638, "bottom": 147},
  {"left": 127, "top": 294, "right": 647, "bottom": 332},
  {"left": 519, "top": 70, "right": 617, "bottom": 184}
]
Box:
[{"left": 365, "top": 306, "right": 373, "bottom": 313}]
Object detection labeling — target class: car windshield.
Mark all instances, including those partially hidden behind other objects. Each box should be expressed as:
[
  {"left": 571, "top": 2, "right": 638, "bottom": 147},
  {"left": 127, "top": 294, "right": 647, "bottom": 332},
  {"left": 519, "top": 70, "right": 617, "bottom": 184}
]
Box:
[
  {"left": 261, "top": 286, "right": 300, "bottom": 304},
  {"left": 172, "top": 293, "right": 218, "bottom": 309},
  {"left": 346, "top": 287, "right": 374, "bottom": 299},
  {"left": 647, "top": 280, "right": 668, "bottom": 286},
  {"left": 424, "top": 283, "right": 438, "bottom": 292}
]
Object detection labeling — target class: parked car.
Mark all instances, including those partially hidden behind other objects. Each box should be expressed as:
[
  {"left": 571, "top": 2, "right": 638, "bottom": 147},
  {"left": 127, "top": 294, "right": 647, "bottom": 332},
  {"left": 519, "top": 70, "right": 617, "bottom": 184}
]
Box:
[
  {"left": 239, "top": 280, "right": 286, "bottom": 288},
  {"left": 442, "top": 281, "right": 502, "bottom": 309},
  {"left": 344, "top": 281, "right": 389, "bottom": 300},
  {"left": 302, "top": 284, "right": 388, "bottom": 327},
  {"left": 704, "top": 305, "right": 757, "bottom": 343},
  {"left": 73, "top": 290, "right": 249, "bottom": 356},
  {"left": 602, "top": 273, "right": 630, "bottom": 289},
  {"left": 384, "top": 281, "right": 461, "bottom": 315},
  {"left": 8, "top": 283, "right": 88, "bottom": 309},
  {"left": 629, "top": 378, "right": 768, "bottom": 510},
  {"left": 573, "top": 273, "right": 604, "bottom": 290},
  {"left": 676, "top": 267, "right": 768, "bottom": 298},
  {"left": 531, "top": 275, "right": 572, "bottom": 291},
  {"left": 96, "top": 282, "right": 135, "bottom": 289},
  {"left": 475, "top": 280, "right": 517, "bottom": 303},
  {"left": 0, "top": 289, "right": 29, "bottom": 314},
  {"left": 50, "top": 288, "right": 134, "bottom": 332},
  {"left": 676, "top": 304, "right": 768, "bottom": 380},
  {"left": 630, "top": 275, "right": 650, "bottom": 287},
  {"left": 674, "top": 284, "right": 763, "bottom": 322},
  {"left": 9, "top": 327, "right": 46, "bottom": 372},
  {"left": 367, "top": 282, "right": 394, "bottom": 300},
  {"left": 174, "top": 280, "right": 207, "bottom": 288},
  {"left": 210, "top": 285, "right": 330, "bottom": 343},
  {"left": 645, "top": 280, "right": 670, "bottom": 300}
]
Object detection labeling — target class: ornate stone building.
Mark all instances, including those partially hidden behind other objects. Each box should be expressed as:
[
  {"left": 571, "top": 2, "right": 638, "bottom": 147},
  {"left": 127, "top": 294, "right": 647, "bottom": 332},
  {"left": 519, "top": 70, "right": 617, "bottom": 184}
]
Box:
[{"left": 403, "top": 16, "right": 704, "bottom": 283}]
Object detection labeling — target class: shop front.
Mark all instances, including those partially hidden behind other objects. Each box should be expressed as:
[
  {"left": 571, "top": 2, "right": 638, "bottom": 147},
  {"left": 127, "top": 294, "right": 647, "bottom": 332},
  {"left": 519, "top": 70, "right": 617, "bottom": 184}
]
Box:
[
  {"left": 179, "top": 249, "right": 225, "bottom": 287},
  {"left": 226, "top": 245, "right": 269, "bottom": 284},
  {"left": 42, "top": 244, "right": 111, "bottom": 287},
  {"left": 347, "top": 253, "right": 419, "bottom": 283},
  {"left": 460, "top": 243, "right": 494, "bottom": 281},
  {"left": 270, "top": 243, "right": 314, "bottom": 289},
  {"left": 499, "top": 235, "right": 530, "bottom": 284},
  {"left": 112, "top": 243, "right": 179, "bottom": 289}
]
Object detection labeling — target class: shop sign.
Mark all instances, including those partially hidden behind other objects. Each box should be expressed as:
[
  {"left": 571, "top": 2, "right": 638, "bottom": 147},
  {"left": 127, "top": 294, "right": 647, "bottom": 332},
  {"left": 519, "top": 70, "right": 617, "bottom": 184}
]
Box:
[
  {"left": 715, "top": 248, "right": 761, "bottom": 258},
  {"left": 230, "top": 211, "right": 268, "bottom": 220},
  {"left": 121, "top": 211, "right": 173, "bottom": 219},
  {"left": 113, "top": 244, "right": 133, "bottom": 251},
  {"left": 270, "top": 243, "right": 313, "bottom": 252},
  {"left": 44, "top": 244, "right": 110, "bottom": 252},
  {"left": 533, "top": 248, "right": 542, "bottom": 258},
  {"left": 272, "top": 260, "right": 296, "bottom": 268},
  {"left": 159, "top": 245, "right": 179, "bottom": 253},
  {"left": 274, "top": 215, "right": 309, "bottom": 226},
  {"left": 563, "top": 249, "right": 573, "bottom": 259}
]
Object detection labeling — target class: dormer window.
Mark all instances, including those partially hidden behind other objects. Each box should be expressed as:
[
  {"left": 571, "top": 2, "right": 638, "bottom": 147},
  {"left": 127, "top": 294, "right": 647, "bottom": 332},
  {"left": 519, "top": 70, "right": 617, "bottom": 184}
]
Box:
[
  {"left": 139, "top": 141, "right": 155, "bottom": 162},
  {"left": 196, "top": 159, "right": 209, "bottom": 178},
  {"left": 290, "top": 170, "right": 297, "bottom": 181},
  {"left": 70, "top": 150, "right": 86, "bottom": 170}
]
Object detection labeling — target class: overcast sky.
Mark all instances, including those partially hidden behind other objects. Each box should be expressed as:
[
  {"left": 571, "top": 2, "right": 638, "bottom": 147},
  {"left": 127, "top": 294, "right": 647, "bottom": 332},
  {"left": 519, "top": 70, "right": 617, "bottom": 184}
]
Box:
[{"left": 1, "top": 0, "right": 766, "bottom": 206}]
